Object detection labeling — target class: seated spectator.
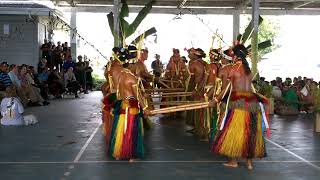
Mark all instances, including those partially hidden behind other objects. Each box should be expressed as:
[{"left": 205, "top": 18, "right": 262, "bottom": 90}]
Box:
[
  {"left": 48, "top": 68, "right": 64, "bottom": 98},
  {"left": 276, "top": 85, "right": 300, "bottom": 115},
  {"left": 0, "top": 62, "right": 12, "bottom": 91},
  {"left": 7, "top": 64, "right": 28, "bottom": 106},
  {"left": 8, "top": 64, "right": 22, "bottom": 88},
  {"left": 36, "top": 66, "right": 50, "bottom": 100},
  {"left": 63, "top": 55, "right": 75, "bottom": 73},
  {"left": 298, "top": 79, "right": 314, "bottom": 113},
  {"left": 19, "top": 65, "right": 49, "bottom": 106},
  {"left": 1, "top": 85, "right": 38, "bottom": 126},
  {"left": 38, "top": 58, "right": 47, "bottom": 73},
  {"left": 271, "top": 80, "right": 282, "bottom": 99},
  {"left": 64, "top": 67, "right": 81, "bottom": 98}
]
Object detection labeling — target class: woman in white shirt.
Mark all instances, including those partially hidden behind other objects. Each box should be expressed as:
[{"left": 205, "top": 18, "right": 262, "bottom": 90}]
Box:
[{"left": 1, "top": 85, "right": 38, "bottom": 126}]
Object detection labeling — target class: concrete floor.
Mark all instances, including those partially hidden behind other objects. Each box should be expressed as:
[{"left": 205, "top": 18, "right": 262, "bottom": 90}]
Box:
[{"left": 0, "top": 91, "right": 319, "bottom": 180}]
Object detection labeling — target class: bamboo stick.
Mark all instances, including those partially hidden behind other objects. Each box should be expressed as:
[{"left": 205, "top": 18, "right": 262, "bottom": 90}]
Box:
[
  {"left": 150, "top": 101, "right": 201, "bottom": 106},
  {"left": 160, "top": 79, "right": 181, "bottom": 83},
  {"left": 150, "top": 91, "right": 192, "bottom": 96},
  {"left": 149, "top": 94, "right": 192, "bottom": 98},
  {"left": 151, "top": 102, "right": 208, "bottom": 111},
  {"left": 159, "top": 81, "right": 171, "bottom": 88},
  {"left": 145, "top": 88, "right": 185, "bottom": 92},
  {"left": 151, "top": 102, "right": 209, "bottom": 114}
]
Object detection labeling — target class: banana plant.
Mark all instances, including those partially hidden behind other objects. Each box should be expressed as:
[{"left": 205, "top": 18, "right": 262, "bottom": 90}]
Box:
[
  {"left": 237, "top": 16, "right": 264, "bottom": 44},
  {"left": 107, "top": 0, "right": 157, "bottom": 46},
  {"left": 237, "top": 16, "right": 273, "bottom": 52}
]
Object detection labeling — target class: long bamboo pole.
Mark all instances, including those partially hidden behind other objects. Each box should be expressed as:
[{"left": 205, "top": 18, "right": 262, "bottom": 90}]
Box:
[
  {"left": 149, "top": 94, "right": 192, "bottom": 98},
  {"left": 145, "top": 88, "right": 185, "bottom": 92},
  {"left": 159, "top": 81, "right": 171, "bottom": 88},
  {"left": 160, "top": 79, "right": 181, "bottom": 83},
  {"left": 150, "top": 92, "right": 192, "bottom": 96},
  {"left": 150, "top": 102, "right": 209, "bottom": 115},
  {"left": 150, "top": 101, "right": 201, "bottom": 106}
]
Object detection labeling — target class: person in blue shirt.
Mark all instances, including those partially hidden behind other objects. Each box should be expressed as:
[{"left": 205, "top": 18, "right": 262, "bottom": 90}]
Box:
[{"left": 0, "top": 62, "right": 12, "bottom": 90}]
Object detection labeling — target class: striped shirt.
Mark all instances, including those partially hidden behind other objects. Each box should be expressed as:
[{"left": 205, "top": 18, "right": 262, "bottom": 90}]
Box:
[{"left": 0, "top": 72, "right": 12, "bottom": 87}]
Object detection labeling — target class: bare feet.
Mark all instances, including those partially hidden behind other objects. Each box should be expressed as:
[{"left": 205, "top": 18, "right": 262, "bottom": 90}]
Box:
[
  {"left": 223, "top": 160, "right": 238, "bottom": 168},
  {"left": 247, "top": 159, "right": 253, "bottom": 170},
  {"left": 129, "top": 158, "right": 139, "bottom": 162}
]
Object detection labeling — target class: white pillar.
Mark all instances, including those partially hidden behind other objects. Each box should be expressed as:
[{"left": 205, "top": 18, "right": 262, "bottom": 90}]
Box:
[
  {"left": 251, "top": 0, "right": 260, "bottom": 76},
  {"left": 233, "top": 9, "right": 240, "bottom": 41},
  {"left": 113, "top": 0, "right": 121, "bottom": 47},
  {"left": 70, "top": 7, "right": 77, "bottom": 61}
]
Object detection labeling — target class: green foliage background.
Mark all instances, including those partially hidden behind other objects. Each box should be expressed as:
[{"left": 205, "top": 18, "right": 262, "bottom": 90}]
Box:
[{"left": 241, "top": 16, "right": 281, "bottom": 58}]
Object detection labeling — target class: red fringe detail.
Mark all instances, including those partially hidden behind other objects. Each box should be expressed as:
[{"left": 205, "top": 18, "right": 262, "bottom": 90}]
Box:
[
  {"left": 121, "top": 114, "right": 135, "bottom": 159},
  {"left": 199, "top": 109, "right": 204, "bottom": 127},
  {"left": 242, "top": 112, "right": 250, "bottom": 157}
]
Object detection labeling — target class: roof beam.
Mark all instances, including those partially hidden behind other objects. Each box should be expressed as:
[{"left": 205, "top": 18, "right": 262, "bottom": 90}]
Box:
[
  {"left": 178, "top": 0, "right": 188, "bottom": 9},
  {"left": 57, "top": 6, "right": 320, "bottom": 15},
  {"left": 291, "top": 1, "right": 315, "bottom": 9}
]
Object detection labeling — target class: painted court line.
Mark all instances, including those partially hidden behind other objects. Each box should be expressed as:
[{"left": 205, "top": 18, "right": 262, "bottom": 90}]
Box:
[
  {"left": 266, "top": 138, "right": 320, "bottom": 171},
  {"left": 1, "top": 160, "right": 320, "bottom": 164},
  {"left": 73, "top": 122, "right": 102, "bottom": 162}
]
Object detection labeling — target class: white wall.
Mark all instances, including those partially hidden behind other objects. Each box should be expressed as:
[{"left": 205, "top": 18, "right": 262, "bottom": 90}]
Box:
[{"left": 0, "top": 15, "right": 39, "bottom": 67}]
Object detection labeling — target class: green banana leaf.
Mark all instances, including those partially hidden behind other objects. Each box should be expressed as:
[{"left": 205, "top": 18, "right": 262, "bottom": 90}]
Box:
[
  {"left": 131, "top": 27, "right": 157, "bottom": 44},
  {"left": 126, "top": 0, "right": 155, "bottom": 38},
  {"left": 119, "top": 1, "right": 129, "bottom": 18},
  {"left": 246, "top": 40, "right": 272, "bottom": 51},
  {"left": 241, "top": 16, "right": 263, "bottom": 44},
  {"left": 237, "top": 34, "right": 242, "bottom": 41},
  {"left": 107, "top": 12, "right": 114, "bottom": 36}
]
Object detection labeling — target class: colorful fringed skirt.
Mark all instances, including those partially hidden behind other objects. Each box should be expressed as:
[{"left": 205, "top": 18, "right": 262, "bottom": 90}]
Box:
[
  {"left": 108, "top": 98, "right": 144, "bottom": 160},
  {"left": 211, "top": 91, "right": 269, "bottom": 159},
  {"left": 102, "top": 93, "right": 117, "bottom": 152}
]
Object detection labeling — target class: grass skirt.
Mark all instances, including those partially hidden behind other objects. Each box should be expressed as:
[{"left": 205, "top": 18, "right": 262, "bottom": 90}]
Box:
[
  {"left": 108, "top": 99, "right": 144, "bottom": 160},
  {"left": 102, "top": 93, "right": 117, "bottom": 152},
  {"left": 211, "top": 92, "right": 268, "bottom": 159}
]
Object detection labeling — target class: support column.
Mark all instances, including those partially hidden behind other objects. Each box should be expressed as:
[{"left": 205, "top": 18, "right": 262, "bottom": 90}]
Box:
[
  {"left": 113, "top": 0, "right": 121, "bottom": 47},
  {"left": 70, "top": 7, "right": 77, "bottom": 61},
  {"left": 233, "top": 9, "right": 240, "bottom": 41},
  {"left": 251, "top": 0, "right": 260, "bottom": 77}
]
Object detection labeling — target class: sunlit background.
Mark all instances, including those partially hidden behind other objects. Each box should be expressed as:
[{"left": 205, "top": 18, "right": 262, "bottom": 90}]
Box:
[{"left": 52, "top": 11, "right": 320, "bottom": 81}]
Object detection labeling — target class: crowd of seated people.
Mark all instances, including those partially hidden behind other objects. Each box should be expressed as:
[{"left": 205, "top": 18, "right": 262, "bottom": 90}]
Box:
[
  {"left": 258, "top": 76, "right": 318, "bottom": 115},
  {"left": 0, "top": 62, "right": 49, "bottom": 106},
  {"left": 0, "top": 58, "right": 93, "bottom": 108}
]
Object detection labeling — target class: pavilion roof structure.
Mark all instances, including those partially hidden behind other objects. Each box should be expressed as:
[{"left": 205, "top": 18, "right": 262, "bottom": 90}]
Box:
[{"left": 53, "top": 0, "right": 320, "bottom": 15}]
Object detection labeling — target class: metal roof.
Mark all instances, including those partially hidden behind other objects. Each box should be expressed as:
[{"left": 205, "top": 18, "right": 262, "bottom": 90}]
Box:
[{"left": 0, "top": 1, "right": 64, "bottom": 17}]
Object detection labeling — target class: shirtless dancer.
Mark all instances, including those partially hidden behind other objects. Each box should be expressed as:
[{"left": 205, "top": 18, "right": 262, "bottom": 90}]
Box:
[
  {"left": 128, "top": 48, "right": 154, "bottom": 88},
  {"left": 102, "top": 47, "right": 127, "bottom": 151},
  {"left": 202, "top": 49, "right": 221, "bottom": 141},
  {"left": 210, "top": 44, "right": 269, "bottom": 170},
  {"left": 108, "top": 46, "right": 151, "bottom": 161},
  {"left": 164, "top": 49, "right": 189, "bottom": 88},
  {"left": 185, "top": 48, "right": 207, "bottom": 136}
]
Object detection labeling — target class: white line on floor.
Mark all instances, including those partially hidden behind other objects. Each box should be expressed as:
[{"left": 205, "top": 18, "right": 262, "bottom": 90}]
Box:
[
  {"left": 0, "top": 160, "right": 320, "bottom": 164},
  {"left": 73, "top": 122, "right": 102, "bottom": 162},
  {"left": 266, "top": 139, "right": 320, "bottom": 170}
]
